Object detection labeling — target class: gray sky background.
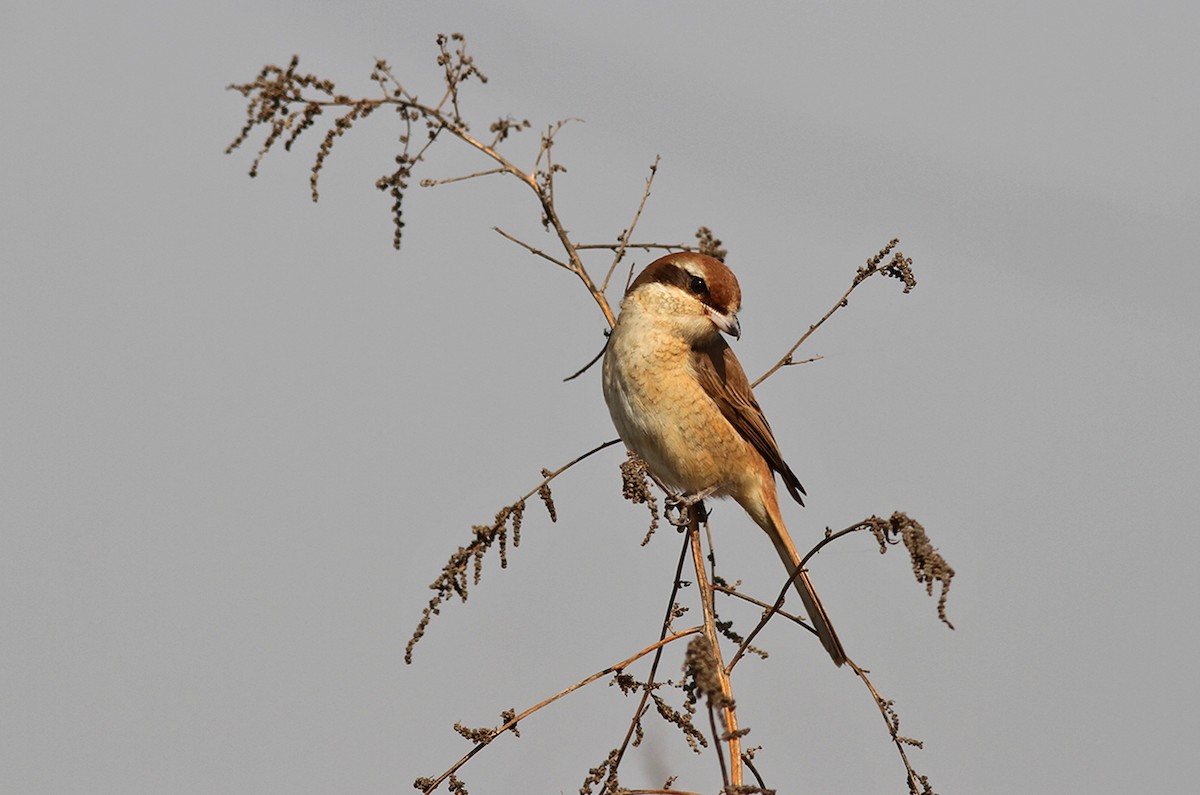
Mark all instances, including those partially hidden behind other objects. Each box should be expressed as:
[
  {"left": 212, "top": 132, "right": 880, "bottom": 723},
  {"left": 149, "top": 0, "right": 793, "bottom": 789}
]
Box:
[{"left": 3, "top": 2, "right": 1198, "bottom": 793}]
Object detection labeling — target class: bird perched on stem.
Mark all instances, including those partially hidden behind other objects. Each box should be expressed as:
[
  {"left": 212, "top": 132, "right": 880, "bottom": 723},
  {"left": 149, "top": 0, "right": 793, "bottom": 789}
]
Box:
[{"left": 602, "top": 252, "right": 846, "bottom": 666}]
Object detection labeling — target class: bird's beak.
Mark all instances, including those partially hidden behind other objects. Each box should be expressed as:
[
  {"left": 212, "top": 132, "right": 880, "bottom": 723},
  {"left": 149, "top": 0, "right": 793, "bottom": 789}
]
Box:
[{"left": 708, "top": 308, "right": 741, "bottom": 339}]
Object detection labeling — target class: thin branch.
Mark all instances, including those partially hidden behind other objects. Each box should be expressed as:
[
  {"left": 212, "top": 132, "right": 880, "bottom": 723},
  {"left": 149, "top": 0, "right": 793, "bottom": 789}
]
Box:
[
  {"left": 751, "top": 281, "right": 856, "bottom": 388},
  {"left": 708, "top": 702, "right": 730, "bottom": 791},
  {"left": 742, "top": 751, "right": 770, "bottom": 792},
  {"left": 562, "top": 337, "right": 609, "bottom": 383},
  {"left": 405, "top": 438, "right": 623, "bottom": 663},
  {"left": 608, "top": 532, "right": 694, "bottom": 780},
  {"left": 532, "top": 118, "right": 578, "bottom": 177},
  {"left": 493, "top": 226, "right": 573, "bottom": 271},
  {"left": 420, "top": 627, "right": 702, "bottom": 793},
  {"left": 724, "top": 521, "right": 874, "bottom": 675},
  {"left": 713, "top": 585, "right": 808, "bottom": 625},
  {"left": 752, "top": 239, "right": 902, "bottom": 388},
  {"left": 527, "top": 438, "right": 624, "bottom": 500},
  {"left": 576, "top": 242, "right": 704, "bottom": 253},
  {"left": 846, "top": 658, "right": 929, "bottom": 795},
  {"left": 412, "top": 122, "right": 446, "bottom": 162},
  {"left": 420, "top": 167, "right": 508, "bottom": 186},
  {"left": 539, "top": 124, "right": 558, "bottom": 206},
  {"left": 535, "top": 171, "right": 616, "bottom": 327},
  {"left": 603, "top": 156, "right": 660, "bottom": 292}
]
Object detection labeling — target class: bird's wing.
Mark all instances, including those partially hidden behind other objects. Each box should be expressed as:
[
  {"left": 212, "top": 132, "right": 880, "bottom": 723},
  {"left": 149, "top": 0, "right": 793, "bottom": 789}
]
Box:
[{"left": 691, "top": 340, "right": 807, "bottom": 505}]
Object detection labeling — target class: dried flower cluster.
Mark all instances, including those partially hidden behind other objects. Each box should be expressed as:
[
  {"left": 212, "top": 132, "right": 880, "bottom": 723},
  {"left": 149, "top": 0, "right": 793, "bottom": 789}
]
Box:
[
  {"left": 867, "top": 512, "right": 956, "bottom": 628},
  {"left": 619, "top": 452, "right": 660, "bottom": 545},
  {"left": 695, "top": 225, "right": 728, "bottom": 261},
  {"left": 405, "top": 495, "right": 552, "bottom": 665},
  {"left": 653, "top": 687, "right": 708, "bottom": 753},
  {"left": 854, "top": 238, "right": 916, "bottom": 293},
  {"left": 685, "top": 636, "right": 732, "bottom": 712},
  {"left": 227, "top": 35, "right": 500, "bottom": 249},
  {"left": 578, "top": 748, "right": 621, "bottom": 795}
]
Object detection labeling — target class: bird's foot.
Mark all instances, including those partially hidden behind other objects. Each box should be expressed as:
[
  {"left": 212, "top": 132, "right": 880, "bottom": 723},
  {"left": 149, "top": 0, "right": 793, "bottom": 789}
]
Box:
[{"left": 664, "top": 486, "right": 717, "bottom": 528}]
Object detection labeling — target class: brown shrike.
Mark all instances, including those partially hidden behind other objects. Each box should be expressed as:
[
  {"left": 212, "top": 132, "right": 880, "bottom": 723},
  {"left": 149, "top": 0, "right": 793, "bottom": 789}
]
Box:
[{"left": 602, "top": 252, "right": 847, "bottom": 667}]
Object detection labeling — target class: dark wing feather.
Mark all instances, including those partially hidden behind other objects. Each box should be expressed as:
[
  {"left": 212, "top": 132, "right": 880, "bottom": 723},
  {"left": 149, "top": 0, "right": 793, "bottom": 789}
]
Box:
[{"left": 691, "top": 340, "right": 807, "bottom": 505}]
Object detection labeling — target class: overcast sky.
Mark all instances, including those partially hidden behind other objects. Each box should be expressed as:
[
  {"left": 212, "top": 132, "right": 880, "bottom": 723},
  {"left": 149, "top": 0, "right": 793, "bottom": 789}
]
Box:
[{"left": 3, "top": 2, "right": 1198, "bottom": 793}]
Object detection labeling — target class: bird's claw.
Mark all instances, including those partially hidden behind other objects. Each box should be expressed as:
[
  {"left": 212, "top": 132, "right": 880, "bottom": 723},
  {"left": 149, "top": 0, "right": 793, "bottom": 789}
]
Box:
[{"left": 664, "top": 487, "right": 716, "bottom": 529}]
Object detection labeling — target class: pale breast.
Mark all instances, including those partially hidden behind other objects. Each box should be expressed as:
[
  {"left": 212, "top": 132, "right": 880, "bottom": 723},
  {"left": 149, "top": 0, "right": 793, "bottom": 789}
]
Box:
[{"left": 602, "top": 311, "right": 749, "bottom": 495}]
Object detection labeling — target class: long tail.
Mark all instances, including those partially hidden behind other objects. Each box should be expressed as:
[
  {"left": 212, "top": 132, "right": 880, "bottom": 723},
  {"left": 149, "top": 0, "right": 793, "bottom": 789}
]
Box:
[{"left": 755, "top": 500, "right": 847, "bottom": 667}]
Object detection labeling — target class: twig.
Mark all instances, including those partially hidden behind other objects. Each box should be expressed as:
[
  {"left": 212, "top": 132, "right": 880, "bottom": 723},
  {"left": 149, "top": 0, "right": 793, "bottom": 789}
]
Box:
[
  {"left": 420, "top": 627, "right": 702, "bottom": 793},
  {"left": 742, "top": 751, "right": 770, "bottom": 791},
  {"left": 846, "top": 658, "right": 928, "bottom": 795},
  {"left": 405, "top": 438, "right": 624, "bottom": 663},
  {"left": 603, "top": 156, "right": 660, "bottom": 292},
  {"left": 752, "top": 239, "right": 901, "bottom": 388},
  {"left": 420, "top": 167, "right": 508, "bottom": 186},
  {"left": 562, "top": 337, "right": 609, "bottom": 382},
  {"left": 713, "top": 584, "right": 806, "bottom": 623},
  {"left": 493, "top": 226, "right": 573, "bottom": 271},
  {"left": 519, "top": 438, "right": 623, "bottom": 505},
  {"left": 608, "top": 532, "right": 694, "bottom": 780},
  {"left": 708, "top": 702, "right": 730, "bottom": 791},
  {"left": 724, "top": 522, "right": 873, "bottom": 675},
  {"left": 575, "top": 242, "right": 705, "bottom": 252}
]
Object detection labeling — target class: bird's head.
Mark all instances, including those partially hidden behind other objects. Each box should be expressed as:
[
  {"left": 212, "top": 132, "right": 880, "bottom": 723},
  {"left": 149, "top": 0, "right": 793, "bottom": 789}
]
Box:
[{"left": 623, "top": 252, "right": 742, "bottom": 343}]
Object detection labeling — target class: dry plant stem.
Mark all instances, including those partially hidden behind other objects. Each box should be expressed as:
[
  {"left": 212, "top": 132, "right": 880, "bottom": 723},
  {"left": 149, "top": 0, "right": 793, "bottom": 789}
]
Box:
[
  {"left": 532, "top": 438, "right": 623, "bottom": 497},
  {"left": 404, "top": 437, "right": 624, "bottom": 664},
  {"left": 751, "top": 279, "right": 860, "bottom": 387},
  {"left": 492, "top": 226, "right": 572, "bottom": 271},
  {"left": 478, "top": 438, "right": 624, "bottom": 523},
  {"left": 742, "top": 753, "right": 770, "bottom": 791},
  {"left": 846, "top": 658, "right": 925, "bottom": 795},
  {"left": 716, "top": 586, "right": 814, "bottom": 672},
  {"left": 602, "top": 156, "right": 661, "bottom": 293},
  {"left": 576, "top": 242, "right": 710, "bottom": 253},
  {"left": 708, "top": 703, "right": 730, "bottom": 792},
  {"left": 724, "top": 523, "right": 869, "bottom": 675},
  {"left": 608, "top": 532, "right": 693, "bottom": 778},
  {"left": 421, "top": 167, "right": 507, "bottom": 186},
  {"left": 420, "top": 628, "right": 702, "bottom": 794},
  {"left": 752, "top": 241, "right": 898, "bottom": 388},
  {"left": 561, "top": 343, "right": 608, "bottom": 383},
  {"left": 257, "top": 81, "right": 616, "bottom": 325},
  {"left": 688, "top": 507, "right": 742, "bottom": 787}
]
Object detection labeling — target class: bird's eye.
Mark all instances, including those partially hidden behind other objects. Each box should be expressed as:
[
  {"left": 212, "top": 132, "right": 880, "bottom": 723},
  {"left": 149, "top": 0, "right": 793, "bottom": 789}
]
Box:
[{"left": 688, "top": 275, "right": 707, "bottom": 294}]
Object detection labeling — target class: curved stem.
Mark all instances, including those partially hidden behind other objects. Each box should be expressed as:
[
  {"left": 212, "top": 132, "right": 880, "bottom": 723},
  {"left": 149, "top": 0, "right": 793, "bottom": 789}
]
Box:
[
  {"left": 421, "top": 627, "right": 701, "bottom": 793},
  {"left": 725, "top": 521, "right": 874, "bottom": 675},
  {"left": 609, "top": 531, "right": 693, "bottom": 778}
]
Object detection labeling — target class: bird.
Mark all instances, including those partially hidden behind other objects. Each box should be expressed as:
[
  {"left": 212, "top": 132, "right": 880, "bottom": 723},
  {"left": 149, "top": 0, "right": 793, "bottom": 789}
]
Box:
[{"left": 602, "top": 251, "right": 847, "bottom": 667}]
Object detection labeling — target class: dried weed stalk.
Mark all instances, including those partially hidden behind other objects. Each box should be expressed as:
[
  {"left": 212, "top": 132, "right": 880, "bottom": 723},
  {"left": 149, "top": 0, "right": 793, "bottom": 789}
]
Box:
[
  {"left": 405, "top": 439, "right": 618, "bottom": 664},
  {"left": 228, "top": 35, "right": 719, "bottom": 327}
]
